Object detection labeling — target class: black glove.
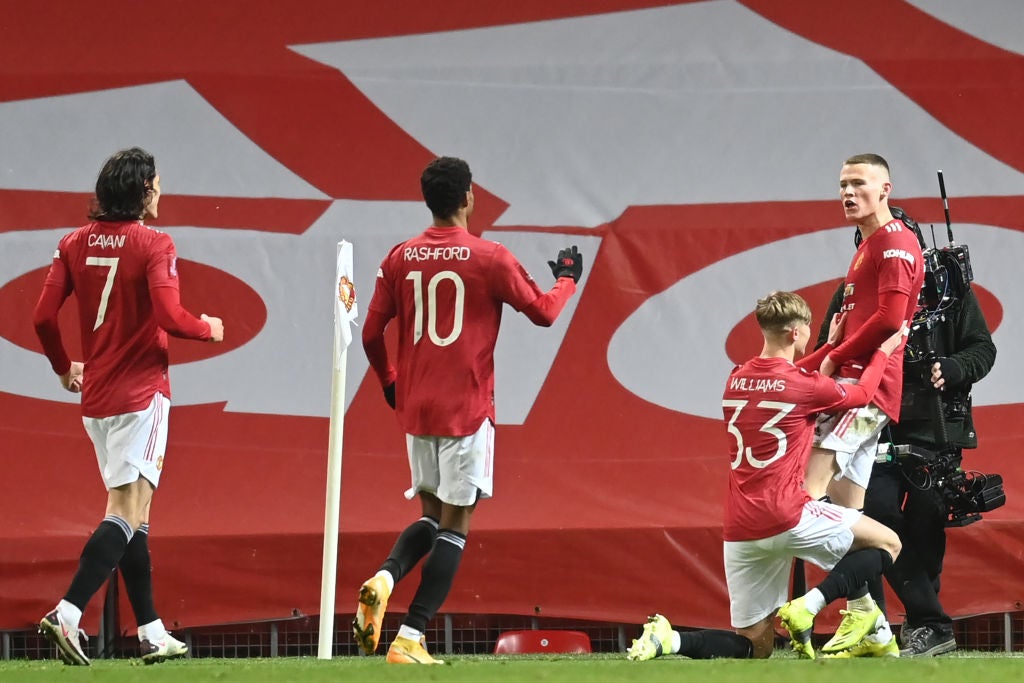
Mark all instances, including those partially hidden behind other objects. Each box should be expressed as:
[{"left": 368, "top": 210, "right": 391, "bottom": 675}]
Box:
[
  {"left": 383, "top": 382, "right": 396, "bottom": 409},
  {"left": 933, "top": 357, "right": 964, "bottom": 390},
  {"left": 548, "top": 245, "right": 583, "bottom": 283}
]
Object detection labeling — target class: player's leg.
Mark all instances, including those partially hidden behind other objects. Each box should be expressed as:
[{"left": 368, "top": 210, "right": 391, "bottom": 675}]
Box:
[
  {"left": 822, "top": 404, "right": 888, "bottom": 509},
  {"left": 97, "top": 393, "right": 183, "bottom": 663},
  {"left": 354, "top": 434, "right": 442, "bottom": 655},
  {"left": 808, "top": 406, "right": 892, "bottom": 651},
  {"left": 627, "top": 613, "right": 759, "bottom": 661},
  {"left": 805, "top": 446, "right": 839, "bottom": 500},
  {"left": 734, "top": 618, "right": 775, "bottom": 659},
  {"left": 387, "top": 419, "right": 492, "bottom": 665},
  {"left": 780, "top": 500, "right": 895, "bottom": 657},
  {"left": 40, "top": 402, "right": 163, "bottom": 666},
  {"left": 862, "top": 462, "right": 906, "bottom": 616},
  {"left": 778, "top": 501, "right": 858, "bottom": 659},
  {"left": 812, "top": 512, "right": 900, "bottom": 656},
  {"left": 722, "top": 538, "right": 788, "bottom": 659}
]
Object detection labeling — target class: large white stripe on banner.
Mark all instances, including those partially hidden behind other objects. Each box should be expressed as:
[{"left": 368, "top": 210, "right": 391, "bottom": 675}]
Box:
[
  {"left": 292, "top": 1, "right": 1024, "bottom": 228},
  {"left": 0, "top": 81, "right": 327, "bottom": 198},
  {"left": 608, "top": 224, "right": 1022, "bottom": 420},
  {"left": 907, "top": 0, "right": 1024, "bottom": 56}
]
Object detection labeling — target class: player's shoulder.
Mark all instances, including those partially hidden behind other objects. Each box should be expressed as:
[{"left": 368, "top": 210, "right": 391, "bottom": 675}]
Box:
[
  {"left": 130, "top": 223, "right": 174, "bottom": 255},
  {"left": 134, "top": 221, "right": 168, "bottom": 238},
  {"left": 56, "top": 222, "right": 99, "bottom": 254},
  {"left": 877, "top": 218, "right": 922, "bottom": 246}
]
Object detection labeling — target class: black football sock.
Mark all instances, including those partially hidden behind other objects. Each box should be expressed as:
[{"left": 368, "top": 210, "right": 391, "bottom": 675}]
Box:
[
  {"left": 403, "top": 529, "right": 466, "bottom": 633},
  {"left": 380, "top": 516, "right": 439, "bottom": 583},
  {"left": 119, "top": 523, "right": 159, "bottom": 627},
  {"left": 848, "top": 582, "right": 871, "bottom": 600},
  {"left": 678, "top": 630, "right": 753, "bottom": 659},
  {"left": 65, "top": 515, "right": 134, "bottom": 611},
  {"left": 817, "top": 548, "right": 894, "bottom": 604}
]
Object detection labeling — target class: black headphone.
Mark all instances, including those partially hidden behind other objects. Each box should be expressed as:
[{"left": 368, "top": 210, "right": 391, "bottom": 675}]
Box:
[{"left": 854, "top": 206, "right": 926, "bottom": 249}]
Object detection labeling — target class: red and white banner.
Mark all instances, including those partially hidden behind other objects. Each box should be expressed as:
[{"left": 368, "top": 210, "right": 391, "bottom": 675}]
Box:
[{"left": 1, "top": 1, "right": 1021, "bottom": 632}]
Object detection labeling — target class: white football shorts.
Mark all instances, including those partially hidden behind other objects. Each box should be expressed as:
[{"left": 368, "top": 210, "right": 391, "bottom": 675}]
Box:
[
  {"left": 724, "top": 499, "right": 861, "bottom": 628},
  {"left": 405, "top": 418, "right": 494, "bottom": 506},
  {"left": 813, "top": 379, "right": 889, "bottom": 488},
  {"left": 83, "top": 392, "right": 169, "bottom": 489}
]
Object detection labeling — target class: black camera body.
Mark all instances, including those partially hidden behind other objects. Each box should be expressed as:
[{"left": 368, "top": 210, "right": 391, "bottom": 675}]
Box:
[
  {"left": 881, "top": 443, "right": 1006, "bottom": 527},
  {"left": 919, "top": 243, "right": 973, "bottom": 311},
  {"left": 887, "top": 221, "right": 1005, "bottom": 525}
]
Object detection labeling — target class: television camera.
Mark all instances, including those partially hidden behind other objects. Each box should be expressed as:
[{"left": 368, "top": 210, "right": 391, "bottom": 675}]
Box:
[{"left": 881, "top": 171, "right": 1005, "bottom": 527}]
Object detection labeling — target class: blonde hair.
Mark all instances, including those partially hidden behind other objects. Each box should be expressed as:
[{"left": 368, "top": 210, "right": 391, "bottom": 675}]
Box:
[{"left": 755, "top": 291, "right": 812, "bottom": 338}]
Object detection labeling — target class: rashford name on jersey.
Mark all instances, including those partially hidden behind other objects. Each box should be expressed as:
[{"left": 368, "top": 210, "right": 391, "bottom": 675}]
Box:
[{"left": 403, "top": 246, "right": 472, "bottom": 261}]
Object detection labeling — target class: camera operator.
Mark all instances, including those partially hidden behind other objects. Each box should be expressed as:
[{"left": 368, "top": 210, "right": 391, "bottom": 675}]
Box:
[{"left": 816, "top": 207, "right": 996, "bottom": 657}]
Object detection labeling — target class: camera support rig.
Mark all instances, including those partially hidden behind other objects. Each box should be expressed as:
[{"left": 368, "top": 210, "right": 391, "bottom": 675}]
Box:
[{"left": 877, "top": 171, "right": 1005, "bottom": 527}]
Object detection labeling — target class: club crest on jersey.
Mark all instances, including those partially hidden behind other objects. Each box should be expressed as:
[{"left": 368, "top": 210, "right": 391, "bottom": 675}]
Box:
[
  {"left": 853, "top": 252, "right": 865, "bottom": 271},
  {"left": 337, "top": 275, "right": 356, "bottom": 312}
]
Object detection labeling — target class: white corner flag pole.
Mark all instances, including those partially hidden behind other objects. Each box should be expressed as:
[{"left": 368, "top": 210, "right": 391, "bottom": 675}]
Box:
[{"left": 318, "top": 240, "right": 358, "bottom": 659}]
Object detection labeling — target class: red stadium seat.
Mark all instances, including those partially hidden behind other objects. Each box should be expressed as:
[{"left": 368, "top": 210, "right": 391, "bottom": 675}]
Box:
[{"left": 493, "top": 629, "right": 592, "bottom": 654}]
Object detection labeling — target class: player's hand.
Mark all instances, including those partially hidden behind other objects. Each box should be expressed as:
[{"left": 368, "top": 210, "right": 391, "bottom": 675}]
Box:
[
  {"left": 930, "top": 357, "right": 963, "bottom": 390},
  {"left": 548, "top": 245, "right": 583, "bottom": 283},
  {"left": 880, "top": 323, "right": 910, "bottom": 357},
  {"left": 202, "top": 314, "right": 224, "bottom": 342},
  {"left": 60, "top": 361, "right": 84, "bottom": 393},
  {"left": 383, "top": 382, "right": 396, "bottom": 409},
  {"left": 819, "top": 355, "right": 836, "bottom": 378},
  {"left": 826, "top": 312, "right": 847, "bottom": 347}
]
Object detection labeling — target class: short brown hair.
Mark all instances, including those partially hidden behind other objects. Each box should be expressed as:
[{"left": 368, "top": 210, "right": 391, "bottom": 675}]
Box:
[
  {"left": 755, "top": 291, "right": 812, "bottom": 338},
  {"left": 844, "top": 153, "right": 890, "bottom": 178}
]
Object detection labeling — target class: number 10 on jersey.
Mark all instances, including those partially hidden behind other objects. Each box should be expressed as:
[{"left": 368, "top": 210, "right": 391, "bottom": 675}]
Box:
[{"left": 406, "top": 270, "right": 465, "bottom": 347}]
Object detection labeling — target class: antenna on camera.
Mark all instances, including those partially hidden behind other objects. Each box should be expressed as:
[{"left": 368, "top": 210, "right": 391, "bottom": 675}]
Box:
[{"left": 937, "top": 170, "right": 954, "bottom": 245}]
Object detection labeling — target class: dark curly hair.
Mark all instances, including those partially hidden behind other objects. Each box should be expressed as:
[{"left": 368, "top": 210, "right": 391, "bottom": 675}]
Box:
[
  {"left": 89, "top": 147, "right": 157, "bottom": 221},
  {"left": 420, "top": 156, "right": 471, "bottom": 220}
]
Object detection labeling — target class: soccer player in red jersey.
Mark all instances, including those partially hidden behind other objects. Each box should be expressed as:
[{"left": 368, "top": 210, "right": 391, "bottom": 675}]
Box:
[
  {"left": 33, "top": 148, "right": 223, "bottom": 666},
  {"left": 806, "top": 154, "right": 925, "bottom": 511},
  {"left": 798, "top": 155, "right": 925, "bottom": 655},
  {"left": 354, "top": 156, "right": 582, "bottom": 664},
  {"left": 627, "top": 292, "right": 904, "bottom": 661}
]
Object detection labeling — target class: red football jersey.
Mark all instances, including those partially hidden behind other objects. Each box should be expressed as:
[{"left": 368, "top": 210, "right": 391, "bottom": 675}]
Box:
[
  {"left": 367, "top": 226, "right": 567, "bottom": 436},
  {"left": 721, "top": 355, "right": 883, "bottom": 541},
  {"left": 37, "top": 221, "right": 201, "bottom": 417},
  {"left": 835, "top": 218, "right": 924, "bottom": 418}
]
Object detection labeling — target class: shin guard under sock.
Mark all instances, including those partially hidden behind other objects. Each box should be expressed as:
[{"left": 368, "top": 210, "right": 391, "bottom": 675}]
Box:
[
  {"left": 404, "top": 529, "right": 466, "bottom": 633},
  {"left": 381, "top": 516, "right": 439, "bottom": 584},
  {"left": 119, "top": 523, "right": 159, "bottom": 627},
  {"left": 817, "top": 548, "right": 894, "bottom": 604},
  {"left": 65, "top": 516, "right": 133, "bottom": 611}
]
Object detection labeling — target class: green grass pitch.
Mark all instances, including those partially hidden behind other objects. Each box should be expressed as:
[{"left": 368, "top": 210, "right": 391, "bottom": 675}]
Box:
[{"left": 2, "top": 651, "right": 1023, "bottom": 683}]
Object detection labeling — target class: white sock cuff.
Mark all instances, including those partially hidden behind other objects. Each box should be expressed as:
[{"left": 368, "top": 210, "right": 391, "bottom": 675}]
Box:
[
  {"left": 103, "top": 514, "right": 135, "bottom": 543},
  {"left": 374, "top": 570, "right": 396, "bottom": 593},
  {"left": 803, "top": 588, "right": 827, "bottom": 614},
  {"left": 57, "top": 599, "right": 83, "bottom": 630},
  {"left": 397, "top": 625, "right": 423, "bottom": 641},
  {"left": 437, "top": 530, "right": 466, "bottom": 550},
  {"left": 139, "top": 618, "right": 167, "bottom": 641}
]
